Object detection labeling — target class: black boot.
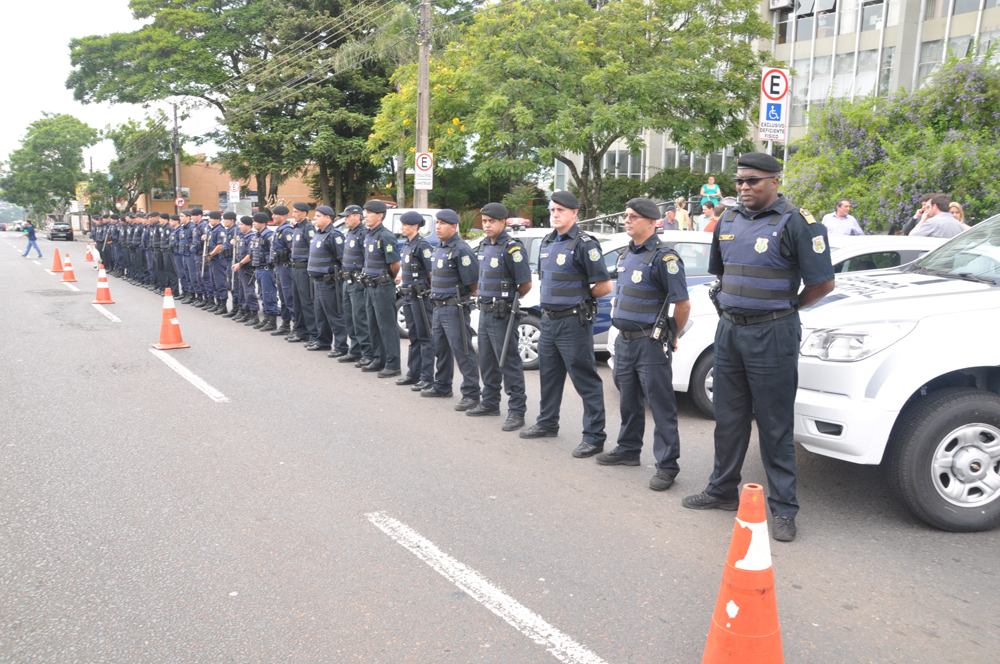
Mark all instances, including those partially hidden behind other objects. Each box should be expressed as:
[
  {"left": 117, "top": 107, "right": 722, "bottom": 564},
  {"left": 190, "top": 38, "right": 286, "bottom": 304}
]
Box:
[
  {"left": 270, "top": 318, "right": 290, "bottom": 336},
  {"left": 232, "top": 308, "right": 248, "bottom": 323},
  {"left": 205, "top": 297, "right": 219, "bottom": 313},
  {"left": 259, "top": 314, "right": 277, "bottom": 332},
  {"left": 244, "top": 311, "right": 261, "bottom": 326},
  {"left": 222, "top": 304, "right": 238, "bottom": 319},
  {"left": 196, "top": 294, "right": 210, "bottom": 309},
  {"left": 252, "top": 313, "right": 268, "bottom": 329},
  {"left": 213, "top": 299, "right": 227, "bottom": 315}
]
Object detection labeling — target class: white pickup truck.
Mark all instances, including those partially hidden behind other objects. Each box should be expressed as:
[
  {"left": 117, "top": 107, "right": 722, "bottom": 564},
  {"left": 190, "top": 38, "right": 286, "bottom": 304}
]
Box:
[{"left": 796, "top": 217, "right": 1000, "bottom": 532}]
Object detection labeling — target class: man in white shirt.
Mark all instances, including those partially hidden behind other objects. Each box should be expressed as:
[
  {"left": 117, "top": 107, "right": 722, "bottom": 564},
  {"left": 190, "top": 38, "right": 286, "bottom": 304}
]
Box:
[
  {"left": 822, "top": 199, "right": 864, "bottom": 236},
  {"left": 910, "top": 193, "right": 965, "bottom": 239}
]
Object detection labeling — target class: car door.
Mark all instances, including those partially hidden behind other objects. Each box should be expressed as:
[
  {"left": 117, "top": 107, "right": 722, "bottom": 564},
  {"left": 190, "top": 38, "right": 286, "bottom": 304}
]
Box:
[{"left": 834, "top": 251, "right": 902, "bottom": 273}]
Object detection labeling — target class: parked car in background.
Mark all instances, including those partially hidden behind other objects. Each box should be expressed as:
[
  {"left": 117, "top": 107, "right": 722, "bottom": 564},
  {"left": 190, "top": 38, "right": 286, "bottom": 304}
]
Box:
[
  {"left": 47, "top": 222, "right": 74, "bottom": 241},
  {"left": 335, "top": 207, "right": 438, "bottom": 244},
  {"left": 506, "top": 217, "right": 531, "bottom": 230}
]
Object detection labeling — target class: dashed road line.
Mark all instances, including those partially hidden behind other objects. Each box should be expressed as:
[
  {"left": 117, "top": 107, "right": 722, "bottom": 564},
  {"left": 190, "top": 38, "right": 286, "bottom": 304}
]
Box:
[
  {"left": 92, "top": 303, "right": 121, "bottom": 323},
  {"left": 63, "top": 282, "right": 80, "bottom": 292},
  {"left": 366, "top": 512, "right": 609, "bottom": 664},
  {"left": 149, "top": 349, "right": 229, "bottom": 403}
]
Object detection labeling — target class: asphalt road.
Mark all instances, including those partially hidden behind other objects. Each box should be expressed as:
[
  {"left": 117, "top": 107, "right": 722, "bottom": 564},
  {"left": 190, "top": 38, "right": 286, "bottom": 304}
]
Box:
[{"left": 1, "top": 231, "right": 998, "bottom": 663}]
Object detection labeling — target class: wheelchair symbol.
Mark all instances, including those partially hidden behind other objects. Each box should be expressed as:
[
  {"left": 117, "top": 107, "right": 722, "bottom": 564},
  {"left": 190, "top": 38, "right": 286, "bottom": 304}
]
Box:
[{"left": 766, "top": 103, "right": 782, "bottom": 122}]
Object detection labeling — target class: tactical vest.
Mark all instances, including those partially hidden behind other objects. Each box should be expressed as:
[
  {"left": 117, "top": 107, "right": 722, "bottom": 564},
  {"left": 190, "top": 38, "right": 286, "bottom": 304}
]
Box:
[
  {"left": 169, "top": 227, "right": 182, "bottom": 253},
  {"left": 431, "top": 242, "right": 462, "bottom": 297},
  {"left": 181, "top": 222, "right": 197, "bottom": 255},
  {"left": 240, "top": 230, "right": 256, "bottom": 260},
  {"left": 207, "top": 224, "right": 225, "bottom": 260},
  {"left": 400, "top": 238, "right": 430, "bottom": 287},
  {"left": 341, "top": 225, "right": 366, "bottom": 271},
  {"left": 539, "top": 234, "right": 591, "bottom": 308},
  {"left": 273, "top": 223, "right": 294, "bottom": 264},
  {"left": 363, "top": 226, "right": 392, "bottom": 276},
  {"left": 612, "top": 246, "right": 670, "bottom": 326},
  {"left": 291, "top": 221, "right": 315, "bottom": 264},
  {"left": 194, "top": 221, "right": 207, "bottom": 253},
  {"left": 253, "top": 227, "right": 274, "bottom": 267},
  {"left": 307, "top": 228, "right": 339, "bottom": 277},
  {"left": 477, "top": 237, "right": 515, "bottom": 300},
  {"left": 717, "top": 207, "right": 799, "bottom": 312}
]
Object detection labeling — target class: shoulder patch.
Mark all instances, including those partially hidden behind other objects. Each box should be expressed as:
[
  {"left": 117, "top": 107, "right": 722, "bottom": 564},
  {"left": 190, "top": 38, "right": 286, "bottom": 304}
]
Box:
[
  {"left": 512, "top": 250, "right": 523, "bottom": 263},
  {"left": 335, "top": 237, "right": 343, "bottom": 244},
  {"left": 813, "top": 235, "right": 826, "bottom": 253},
  {"left": 385, "top": 243, "right": 394, "bottom": 252},
  {"left": 461, "top": 255, "right": 472, "bottom": 266},
  {"left": 666, "top": 259, "right": 679, "bottom": 275},
  {"left": 423, "top": 248, "right": 431, "bottom": 258},
  {"left": 308, "top": 230, "right": 315, "bottom": 238},
  {"left": 801, "top": 208, "right": 817, "bottom": 225},
  {"left": 588, "top": 248, "right": 601, "bottom": 261}
]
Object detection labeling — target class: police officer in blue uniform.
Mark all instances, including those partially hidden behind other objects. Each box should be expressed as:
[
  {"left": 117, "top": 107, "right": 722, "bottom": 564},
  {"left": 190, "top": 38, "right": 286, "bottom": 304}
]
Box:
[
  {"left": 149, "top": 214, "right": 163, "bottom": 294},
  {"left": 396, "top": 211, "right": 435, "bottom": 389},
  {"left": 287, "top": 202, "right": 317, "bottom": 343},
  {"left": 270, "top": 205, "right": 296, "bottom": 336},
  {"left": 232, "top": 216, "right": 259, "bottom": 323},
  {"left": 360, "top": 200, "right": 402, "bottom": 377},
  {"left": 157, "top": 213, "right": 175, "bottom": 295},
  {"left": 141, "top": 214, "right": 155, "bottom": 289},
  {"left": 251, "top": 212, "right": 279, "bottom": 331},
  {"left": 221, "top": 212, "right": 242, "bottom": 318},
  {"left": 469, "top": 203, "right": 532, "bottom": 431},
  {"left": 306, "top": 205, "right": 349, "bottom": 354},
  {"left": 682, "top": 153, "right": 835, "bottom": 543},
  {"left": 178, "top": 210, "right": 198, "bottom": 304},
  {"left": 597, "top": 198, "right": 691, "bottom": 491},
  {"left": 203, "top": 211, "right": 226, "bottom": 312},
  {"left": 423, "top": 209, "right": 481, "bottom": 410},
  {"left": 168, "top": 214, "right": 186, "bottom": 295},
  {"left": 108, "top": 214, "right": 121, "bottom": 275},
  {"left": 338, "top": 204, "right": 374, "bottom": 366},
  {"left": 520, "top": 191, "right": 612, "bottom": 459},
  {"left": 191, "top": 209, "right": 210, "bottom": 307}
]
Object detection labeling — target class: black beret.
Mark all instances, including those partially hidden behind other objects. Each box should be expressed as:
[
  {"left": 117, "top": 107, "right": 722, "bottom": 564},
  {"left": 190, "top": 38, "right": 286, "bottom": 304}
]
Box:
[
  {"left": 435, "top": 209, "right": 460, "bottom": 225},
  {"left": 293, "top": 202, "right": 311, "bottom": 212},
  {"left": 179, "top": 209, "right": 191, "bottom": 216},
  {"left": 252, "top": 212, "right": 270, "bottom": 223},
  {"left": 550, "top": 190, "right": 579, "bottom": 210},
  {"left": 736, "top": 152, "right": 782, "bottom": 173},
  {"left": 159, "top": 212, "right": 170, "bottom": 220},
  {"left": 239, "top": 216, "right": 253, "bottom": 225},
  {"left": 208, "top": 211, "right": 222, "bottom": 219},
  {"left": 315, "top": 205, "right": 335, "bottom": 217},
  {"left": 399, "top": 211, "right": 425, "bottom": 227},
  {"left": 271, "top": 205, "right": 289, "bottom": 215},
  {"left": 223, "top": 211, "right": 237, "bottom": 220},
  {"left": 169, "top": 214, "right": 180, "bottom": 221},
  {"left": 363, "top": 199, "right": 387, "bottom": 214},
  {"left": 110, "top": 214, "right": 120, "bottom": 220},
  {"left": 625, "top": 198, "right": 661, "bottom": 221},
  {"left": 480, "top": 202, "right": 509, "bottom": 220},
  {"left": 338, "top": 204, "right": 363, "bottom": 217},
  {"left": 191, "top": 209, "right": 203, "bottom": 215}
]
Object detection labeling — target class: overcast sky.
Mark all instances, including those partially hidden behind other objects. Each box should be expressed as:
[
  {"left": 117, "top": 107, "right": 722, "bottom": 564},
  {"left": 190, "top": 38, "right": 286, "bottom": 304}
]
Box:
[{"left": 1, "top": 0, "right": 219, "bottom": 173}]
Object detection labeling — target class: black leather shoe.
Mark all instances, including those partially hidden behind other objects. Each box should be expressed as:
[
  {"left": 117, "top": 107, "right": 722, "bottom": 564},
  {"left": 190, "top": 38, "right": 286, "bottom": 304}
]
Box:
[
  {"left": 466, "top": 403, "right": 500, "bottom": 417},
  {"left": 361, "top": 364, "right": 384, "bottom": 373},
  {"left": 328, "top": 349, "right": 348, "bottom": 358},
  {"left": 772, "top": 516, "right": 796, "bottom": 542},
  {"left": 572, "top": 442, "right": 604, "bottom": 458},
  {"left": 306, "top": 344, "right": 332, "bottom": 351},
  {"left": 681, "top": 492, "right": 739, "bottom": 511},
  {"left": 649, "top": 470, "right": 676, "bottom": 491},
  {"left": 355, "top": 358, "right": 373, "bottom": 368},
  {"left": 338, "top": 354, "right": 361, "bottom": 363},
  {"left": 286, "top": 336, "right": 307, "bottom": 343},
  {"left": 377, "top": 368, "right": 401, "bottom": 378},
  {"left": 502, "top": 414, "right": 525, "bottom": 431},
  {"left": 420, "top": 388, "right": 453, "bottom": 398},
  {"left": 454, "top": 397, "right": 480, "bottom": 412},
  {"left": 411, "top": 380, "right": 431, "bottom": 392},
  {"left": 396, "top": 375, "right": 420, "bottom": 386},
  {"left": 519, "top": 424, "right": 558, "bottom": 439},
  {"left": 595, "top": 451, "right": 640, "bottom": 466}
]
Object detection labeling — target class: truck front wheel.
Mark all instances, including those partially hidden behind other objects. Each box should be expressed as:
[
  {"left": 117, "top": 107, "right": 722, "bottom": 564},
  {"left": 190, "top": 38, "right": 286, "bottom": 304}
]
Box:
[{"left": 887, "top": 387, "right": 1000, "bottom": 532}]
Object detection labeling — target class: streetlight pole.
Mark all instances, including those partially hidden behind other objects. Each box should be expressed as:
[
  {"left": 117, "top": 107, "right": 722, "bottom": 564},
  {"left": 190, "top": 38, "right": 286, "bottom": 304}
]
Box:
[{"left": 173, "top": 103, "right": 182, "bottom": 212}]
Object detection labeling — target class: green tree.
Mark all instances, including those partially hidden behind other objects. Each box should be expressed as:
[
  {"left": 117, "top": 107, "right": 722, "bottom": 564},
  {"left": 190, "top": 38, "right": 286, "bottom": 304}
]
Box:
[
  {"left": 104, "top": 113, "right": 182, "bottom": 212},
  {"left": 0, "top": 113, "right": 98, "bottom": 215},
  {"left": 785, "top": 57, "right": 1000, "bottom": 230},
  {"left": 369, "top": 0, "right": 771, "bottom": 218}
]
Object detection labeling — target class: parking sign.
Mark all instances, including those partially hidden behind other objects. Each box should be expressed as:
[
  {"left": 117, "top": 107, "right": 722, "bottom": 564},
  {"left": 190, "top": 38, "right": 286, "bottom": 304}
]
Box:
[
  {"left": 758, "top": 68, "right": 790, "bottom": 142},
  {"left": 414, "top": 152, "right": 433, "bottom": 190}
]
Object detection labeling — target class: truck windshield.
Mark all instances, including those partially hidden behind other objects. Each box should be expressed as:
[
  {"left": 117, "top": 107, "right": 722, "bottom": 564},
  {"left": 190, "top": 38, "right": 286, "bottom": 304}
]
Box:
[{"left": 913, "top": 215, "right": 1000, "bottom": 284}]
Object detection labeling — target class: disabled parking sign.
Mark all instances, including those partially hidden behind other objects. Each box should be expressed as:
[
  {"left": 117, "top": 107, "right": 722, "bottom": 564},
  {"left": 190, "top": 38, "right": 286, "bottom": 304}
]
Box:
[{"left": 758, "top": 68, "right": 790, "bottom": 142}]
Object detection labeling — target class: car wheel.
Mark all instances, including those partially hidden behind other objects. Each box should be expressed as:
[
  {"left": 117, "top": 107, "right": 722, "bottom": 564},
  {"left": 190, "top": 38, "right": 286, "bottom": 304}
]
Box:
[
  {"left": 396, "top": 297, "right": 408, "bottom": 335},
  {"left": 690, "top": 351, "right": 715, "bottom": 420},
  {"left": 518, "top": 314, "right": 542, "bottom": 371},
  {"left": 886, "top": 387, "right": 1000, "bottom": 532}
]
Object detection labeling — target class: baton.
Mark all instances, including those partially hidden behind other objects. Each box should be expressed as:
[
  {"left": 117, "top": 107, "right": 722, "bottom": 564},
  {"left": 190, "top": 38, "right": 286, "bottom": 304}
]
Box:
[
  {"left": 334, "top": 267, "right": 343, "bottom": 313},
  {"left": 200, "top": 227, "right": 209, "bottom": 279},
  {"left": 456, "top": 286, "right": 470, "bottom": 355},
  {"left": 416, "top": 288, "right": 432, "bottom": 338},
  {"left": 499, "top": 291, "right": 521, "bottom": 367}
]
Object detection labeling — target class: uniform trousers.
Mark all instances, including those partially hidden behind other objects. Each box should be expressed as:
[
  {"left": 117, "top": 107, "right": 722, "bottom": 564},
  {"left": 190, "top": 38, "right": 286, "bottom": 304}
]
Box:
[
  {"left": 344, "top": 280, "right": 372, "bottom": 359},
  {"left": 145, "top": 250, "right": 155, "bottom": 283},
  {"left": 210, "top": 259, "right": 227, "bottom": 299},
  {"left": 275, "top": 265, "right": 294, "bottom": 323},
  {"left": 313, "top": 278, "right": 349, "bottom": 351},
  {"left": 430, "top": 303, "right": 480, "bottom": 398},
  {"left": 184, "top": 255, "right": 203, "bottom": 295},
  {"left": 536, "top": 315, "right": 606, "bottom": 446},
  {"left": 290, "top": 267, "right": 316, "bottom": 341},
  {"left": 365, "top": 282, "right": 401, "bottom": 371},
  {"left": 706, "top": 314, "right": 801, "bottom": 517},
  {"left": 478, "top": 310, "right": 527, "bottom": 416},
  {"left": 173, "top": 254, "right": 190, "bottom": 294},
  {"left": 402, "top": 295, "right": 434, "bottom": 382},
  {"left": 612, "top": 334, "right": 680, "bottom": 475},
  {"left": 239, "top": 269, "right": 259, "bottom": 312},
  {"left": 255, "top": 267, "right": 280, "bottom": 315},
  {"left": 162, "top": 252, "right": 179, "bottom": 294},
  {"left": 229, "top": 265, "right": 243, "bottom": 309}
]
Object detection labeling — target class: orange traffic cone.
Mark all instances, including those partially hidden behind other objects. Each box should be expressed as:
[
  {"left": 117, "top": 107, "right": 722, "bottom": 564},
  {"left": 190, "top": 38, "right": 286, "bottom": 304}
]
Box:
[
  {"left": 701, "top": 483, "right": 783, "bottom": 664},
  {"left": 92, "top": 264, "right": 115, "bottom": 304},
  {"left": 85, "top": 243, "right": 96, "bottom": 262},
  {"left": 152, "top": 288, "right": 190, "bottom": 350},
  {"left": 51, "top": 249, "right": 64, "bottom": 273},
  {"left": 61, "top": 253, "right": 77, "bottom": 283}
]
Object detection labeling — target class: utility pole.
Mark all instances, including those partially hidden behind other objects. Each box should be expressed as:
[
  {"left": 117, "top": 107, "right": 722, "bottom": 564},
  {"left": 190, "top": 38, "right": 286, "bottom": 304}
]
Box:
[
  {"left": 413, "top": 0, "right": 431, "bottom": 209},
  {"left": 173, "top": 103, "right": 182, "bottom": 212}
]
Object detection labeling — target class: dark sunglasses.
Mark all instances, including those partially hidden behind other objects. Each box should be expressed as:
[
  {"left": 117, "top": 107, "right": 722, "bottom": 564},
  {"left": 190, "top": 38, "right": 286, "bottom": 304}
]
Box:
[{"left": 734, "top": 176, "right": 778, "bottom": 187}]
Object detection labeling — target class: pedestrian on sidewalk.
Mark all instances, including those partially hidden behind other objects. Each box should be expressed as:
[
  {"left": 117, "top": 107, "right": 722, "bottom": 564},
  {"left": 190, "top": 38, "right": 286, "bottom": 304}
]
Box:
[
  {"left": 22, "top": 223, "right": 42, "bottom": 258},
  {"left": 821, "top": 198, "right": 864, "bottom": 236}
]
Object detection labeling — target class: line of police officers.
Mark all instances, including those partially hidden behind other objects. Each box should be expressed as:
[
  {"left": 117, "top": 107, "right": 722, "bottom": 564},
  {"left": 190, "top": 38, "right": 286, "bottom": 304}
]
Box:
[{"left": 89, "top": 153, "right": 831, "bottom": 542}]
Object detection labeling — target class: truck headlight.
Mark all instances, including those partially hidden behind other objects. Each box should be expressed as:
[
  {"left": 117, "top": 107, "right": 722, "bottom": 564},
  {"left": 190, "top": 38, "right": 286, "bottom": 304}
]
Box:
[{"left": 799, "top": 322, "right": 916, "bottom": 362}]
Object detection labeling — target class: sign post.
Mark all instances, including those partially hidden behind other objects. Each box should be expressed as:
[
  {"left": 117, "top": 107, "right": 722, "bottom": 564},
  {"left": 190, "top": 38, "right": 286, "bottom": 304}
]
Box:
[
  {"left": 414, "top": 152, "right": 433, "bottom": 191},
  {"left": 758, "top": 67, "right": 790, "bottom": 143},
  {"left": 228, "top": 181, "right": 240, "bottom": 204},
  {"left": 174, "top": 196, "right": 186, "bottom": 208}
]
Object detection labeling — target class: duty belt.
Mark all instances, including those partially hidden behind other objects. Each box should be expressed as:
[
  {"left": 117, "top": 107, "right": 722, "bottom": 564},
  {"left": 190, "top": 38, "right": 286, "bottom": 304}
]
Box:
[
  {"left": 431, "top": 298, "right": 459, "bottom": 307},
  {"left": 721, "top": 308, "right": 797, "bottom": 325},
  {"left": 276, "top": 261, "right": 291, "bottom": 267},
  {"left": 292, "top": 262, "right": 308, "bottom": 269},
  {"left": 542, "top": 307, "right": 580, "bottom": 320},
  {"left": 616, "top": 326, "right": 655, "bottom": 340}
]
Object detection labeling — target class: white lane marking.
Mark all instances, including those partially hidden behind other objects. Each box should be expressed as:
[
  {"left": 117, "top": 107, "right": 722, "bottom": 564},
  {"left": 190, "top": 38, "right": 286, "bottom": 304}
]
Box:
[
  {"left": 92, "top": 303, "right": 121, "bottom": 323},
  {"left": 366, "top": 512, "right": 608, "bottom": 664},
  {"left": 148, "top": 349, "right": 229, "bottom": 403},
  {"left": 32, "top": 261, "right": 40, "bottom": 265},
  {"left": 63, "top": 282, "right": 80, "bottom": 292},
  {"left": 45, "top": 269, "right": 54, "bottom": 275}
]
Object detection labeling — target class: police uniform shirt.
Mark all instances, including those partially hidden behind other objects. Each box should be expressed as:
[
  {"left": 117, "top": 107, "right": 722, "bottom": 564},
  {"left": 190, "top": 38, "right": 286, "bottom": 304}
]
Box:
[
  {"left": 273, "top": 222, "right": 295, "bottom": 264},
  {"left": 612, "top": 235, "right": 689, "bottom": 332},
  {"left": 401, "top": 235, "right": 434, "bottom": 283},
  {"left": 209, "top": 223, "right": 227, "bottom": 259},
  {"left": 430, "top": 234, "right": 479, "bottom": 300},
  {"left": 308, "top": 226, "right": 346, "bottom": 276},
  {"left": 709, "top": 194, "right": 834, "bottom": 315},
  {"left": 363, "top": 223, "right": 399, "bottom": 273},
  {"left": 539, "top": 223, "right": 611, "bottom": 310},
  {"left": 478, "top": 231, "right": 531, "bottom": 302}
]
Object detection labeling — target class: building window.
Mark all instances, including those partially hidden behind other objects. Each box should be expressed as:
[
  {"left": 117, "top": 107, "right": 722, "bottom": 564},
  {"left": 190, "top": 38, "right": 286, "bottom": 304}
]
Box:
[
  {"left": 810, "top": 55, "right": 833, "bottom": 102},
  {"left": 861, "top": 0, "right": 884, "bottom": 32},
  {"left": 709, "top": 151, "right": 724, "bottom": 172},
  {"left": 952, "top": 0, "right": 980, "bottom": 14},
  {"left": 692, "top": 152, "right": 707, "bottom": 173},
  {"left": 887, "top": 0, "right": 901, "bottom": 26},
  {"left": 924, "top": 0, "right": 945, "bottom": 20},
  {"left": 778, "top": 11, "right": 792, "bottom": 45},
  {"left": 977, "top": 29, "right": 1000, "bottom": 64},
  {"left": 917, "top": 40, "right": 943, "bottom": 87},
  {"left": 664, "top": 147, "right": 677, "bottom": 170},
  {"left": 677, "top": 148, "right": 690, "bottom": 169},
  {"left": 854, "top": 48, "right": 878, "bottom": 96},
  {"left": 840, "top": 0, "right": 859, "bottom": 34},
  {"left": 555, "top": 160, "right": 566, "bottom": 192},
  {"left": 629, "top": 151, "right": 642, "bottom": 179},
  {"left": 948, "top": 35, "right": 973, "bottom": 59},
  {"left": 796, "top": 0, "right": 816, "bottom": 41},
  {"left": 878, "top": 46, "right": 895, "bottom": 95},
  {"left": 605, "top": 150, "right": 617, "bottom": 175}
]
